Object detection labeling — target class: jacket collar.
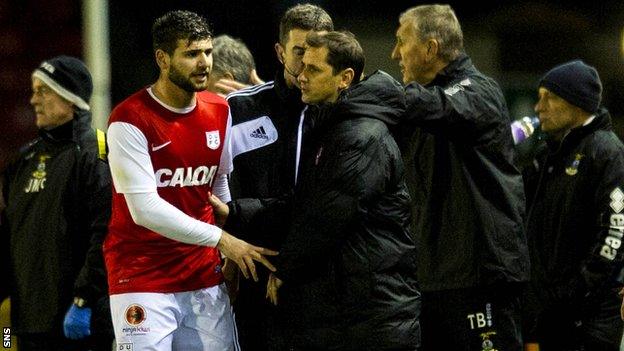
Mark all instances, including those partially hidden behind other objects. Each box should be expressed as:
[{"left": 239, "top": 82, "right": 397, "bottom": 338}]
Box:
[
  {"left": 274, "top": 71, "right": 305, "bottom": 110},
  {"left": 546, "top": 107, "right": 613, "bottom": 153},
  {"left": 426, "top": 53, "right": 475, "bottom": 87},
  {"left": 40, "top": 109, "right": 92, "bottom": 144},
  {"left": 306, "top": 71, "right": 406, "bottom": 134}
]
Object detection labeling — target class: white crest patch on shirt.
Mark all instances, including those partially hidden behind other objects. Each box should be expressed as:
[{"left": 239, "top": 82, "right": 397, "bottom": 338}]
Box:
[
  {"left": 206, "top": 131, "right": 220, "bottom": 150},
  {"left": 444, "top": 78, "right": 471, "bottom": 96}
]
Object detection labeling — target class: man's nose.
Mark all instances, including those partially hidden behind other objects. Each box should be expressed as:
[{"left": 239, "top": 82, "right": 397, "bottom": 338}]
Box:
[
  {"left": 534, "top": 100, "right": 542, "bottom": 113},
  {"left": 297, "top": 71, "right": 306, "bottom": 84},
  {"left": 391, "top": 45, "right": 400, "bottom": 60},
  {"left": 198, "top": 53, "right": 210, "bottom": 68}
]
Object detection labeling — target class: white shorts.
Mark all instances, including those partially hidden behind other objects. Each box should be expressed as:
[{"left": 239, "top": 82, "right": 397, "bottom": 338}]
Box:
[{"left": 110, "top": 284, "right": 239, "bottom": 351}]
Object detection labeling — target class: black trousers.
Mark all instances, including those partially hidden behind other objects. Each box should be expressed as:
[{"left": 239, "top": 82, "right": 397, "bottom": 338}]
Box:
[
  {"left": 420, "top": 283, "right": 523, "bottom": 351},
  {"left": 234, "top": 267, "right": 281, "bottom": 351}
]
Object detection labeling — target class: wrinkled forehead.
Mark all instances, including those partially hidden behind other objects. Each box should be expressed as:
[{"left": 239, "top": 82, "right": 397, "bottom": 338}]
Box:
[
  {"left": 397, "top": 18, "right": 417, "bottom": 37},
  {"left": 31, "top": 76, "right": 53, "bottom": 91}
]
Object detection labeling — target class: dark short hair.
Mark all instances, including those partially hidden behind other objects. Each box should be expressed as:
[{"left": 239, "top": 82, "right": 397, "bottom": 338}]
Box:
[
  {"left": 152, "top": 10, "right": 212, "bottom": 55},
  {"left": 400, "top": 4, "right": 463, "bottom": 62},
  {"left": 305, "top": 31, "right": 365, "bottom": 85},
  {"left": 212, "top": 35, "right": 256, "bottom": 84},
  {"left": 279, "top": 3, "right": 333, "bottom": 45}
]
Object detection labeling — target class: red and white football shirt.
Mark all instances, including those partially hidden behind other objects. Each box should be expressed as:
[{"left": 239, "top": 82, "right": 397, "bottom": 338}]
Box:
[{"left": 104, "top": 88, "right": 232, "bottom": 294}]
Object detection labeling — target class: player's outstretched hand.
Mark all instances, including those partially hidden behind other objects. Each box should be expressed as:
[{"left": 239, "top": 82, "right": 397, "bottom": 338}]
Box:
[{"left": 217, "top": 230, "right": 277, "bottom": 281}]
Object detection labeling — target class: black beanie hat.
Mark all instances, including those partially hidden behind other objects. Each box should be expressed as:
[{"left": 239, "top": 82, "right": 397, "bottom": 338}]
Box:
[
  {"left": 539, "top": 60, "right": 602, "bottom": 113},
  {"left": 32, "top": 55, "right": 93, "bottom": 111}
]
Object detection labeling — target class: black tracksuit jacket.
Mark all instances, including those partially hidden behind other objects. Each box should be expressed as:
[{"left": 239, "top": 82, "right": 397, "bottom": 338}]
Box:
[
  {"left": 0, "top": 110, "right": 111, "bottom": 335},
  {"left": 523, "top": 108, "right": 624, "bottom": 346},
  {"left": 273, "top": 71, "right": 420, "bottom": 351},
  {"left": 226, "top": 73, "right": 305, "bottom": 248},
  {"left": 225, "top": 73, "right": 306, "bottom": 351},
  {"left": 398, "top": 54, "right": 530, "bottom": 291}
]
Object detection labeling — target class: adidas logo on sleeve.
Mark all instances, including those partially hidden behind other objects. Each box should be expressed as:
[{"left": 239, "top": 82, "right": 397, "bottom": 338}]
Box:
[
  {"left": 231, "top": 116, "right": 279, "bottom": 157},
  {"left": 250, "top": 126, "right": 270, "bottom": 140}
]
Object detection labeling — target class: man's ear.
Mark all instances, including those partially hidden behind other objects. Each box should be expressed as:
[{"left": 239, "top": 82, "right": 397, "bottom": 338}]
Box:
[
  {"left": 222, "top": 72, "right": 234, "bottom": 80},
  {"left": 155, "top": 49, "right": 170, "bottom": 71},
  {"left": 425, "top": 38, "right": 439, "bottom": 63},
  {"left": 275, "top": 43, "right": 285, "bottom": 64},
  {"left": 339, "top": 68, "right": 355, "bottom": 90}
]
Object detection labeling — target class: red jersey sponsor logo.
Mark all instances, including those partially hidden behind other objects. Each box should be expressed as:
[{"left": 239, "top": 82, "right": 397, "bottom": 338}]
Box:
[{"left": 154, "top": 165, "right": 218, "bottom": 188}]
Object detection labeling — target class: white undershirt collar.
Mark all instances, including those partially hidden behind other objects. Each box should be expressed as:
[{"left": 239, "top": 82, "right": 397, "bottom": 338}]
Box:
[{"left": 147, "top": 86, "right": 196, "bottom": 114}]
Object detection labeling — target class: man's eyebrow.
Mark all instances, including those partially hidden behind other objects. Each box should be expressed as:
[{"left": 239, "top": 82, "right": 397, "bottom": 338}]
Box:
[
  {"left": 183, "top": 47, "right": 212, "bottom": 53},
  {"left": 306, "top": 63, "right": 321, "bottom": 70}
]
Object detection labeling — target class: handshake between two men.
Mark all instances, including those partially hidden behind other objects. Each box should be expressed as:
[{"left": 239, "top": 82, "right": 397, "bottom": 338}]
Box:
[{"left": 209, "top": 193, "right": 284, "bottom": 305}]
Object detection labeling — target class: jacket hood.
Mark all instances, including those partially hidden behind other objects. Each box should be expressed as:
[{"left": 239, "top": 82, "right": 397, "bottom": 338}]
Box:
[
  {"left": 310, "top": 71, "right": 406, "bottom": 132},
  {"left": 334, "top": 70, "right": 406, "bottom": 125}
]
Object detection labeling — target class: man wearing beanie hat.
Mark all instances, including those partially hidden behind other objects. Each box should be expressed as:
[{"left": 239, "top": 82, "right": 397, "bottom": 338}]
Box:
[
  {"left": 522, "top": 60, "right": 624, "bottom": 350},
  {"left": 0, "top": 55, "right": 113, "bottom": 350}
]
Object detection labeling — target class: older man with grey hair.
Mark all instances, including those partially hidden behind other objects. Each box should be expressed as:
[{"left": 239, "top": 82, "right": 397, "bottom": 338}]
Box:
[
  {"left": 206, "top": 35, "right": 257, "bottom": 96},
  {"left": 391, "top": 4, "right": 529, "bottom": 350},
  {"left": 1, "top": 55, "right": 113, "bottom": 351}
]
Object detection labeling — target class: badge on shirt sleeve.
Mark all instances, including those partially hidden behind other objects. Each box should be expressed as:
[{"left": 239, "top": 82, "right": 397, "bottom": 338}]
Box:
[{"left": 206, "top": 131, "right": 220, "bottom": 150}]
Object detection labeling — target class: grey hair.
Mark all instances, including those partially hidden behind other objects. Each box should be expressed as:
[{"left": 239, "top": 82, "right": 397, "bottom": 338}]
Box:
[
  {"left": 399, "top": 4, "right": 463, "bottom": 62},
  {"left": 212, "top": 35, "right": 256, "bottom": 84}
]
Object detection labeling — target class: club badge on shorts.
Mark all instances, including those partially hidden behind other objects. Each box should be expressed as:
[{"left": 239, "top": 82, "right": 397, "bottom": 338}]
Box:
[
  {"left": 125, "top": 304, "right": 146, "bottom": 326},
  {"left": 206, "top": 131, "right": 220, "bottom": 150},
  {"left": 121, "top": 304, "right": 151, "bottom": 336}
]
